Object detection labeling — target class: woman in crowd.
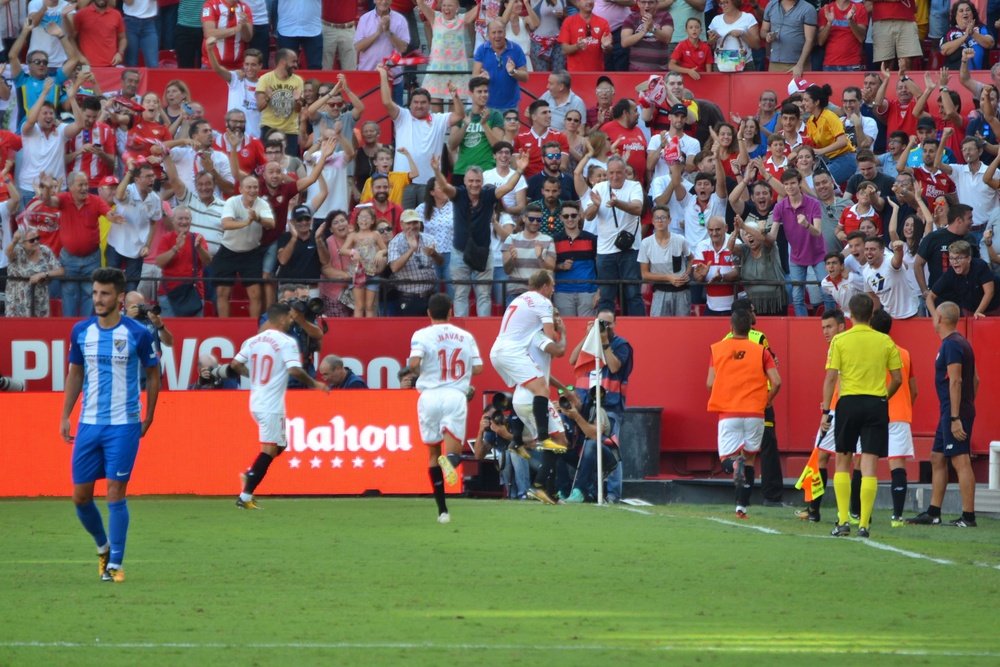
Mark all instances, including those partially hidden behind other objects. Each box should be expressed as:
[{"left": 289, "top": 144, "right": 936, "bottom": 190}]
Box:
[
  {"left": 418, "top": 0, "right": 478, "bottom": 110},
  {"left": 941, "top": 1, "right": 994, "bottom": 70},
  {"left": 503, "top": 0, "right": 537, "bottom": 72},
  {"left": 162, "top": 79, "right": 191, "bottom": 127},
  {"left": 530, "top": 0, "right": 566, "bottom": 71},
  {"left": 354, "top": 121, "right": 383, "bottom": 204},
  {"left": 415, "top": 178, "right": 455, "bottom": 297},
  {"left": 802, "top": 83, "right": 857, "bottom": 186},
  {"left": 737, "top": 116, "right": 766, "bottom": 163},
  {"left": 5, "top": 226, "right": 64, "bottom": 318},
  {"left": 320, "top": 210, "right": 355, "bottom": 317},
  {"left": 563, "top": 109, "right": 587, "bottom": 172},
  {"left": 126, "top": 92, "right": 171, "bottom": 177},
  {"left": 707, "top": 0, "right": 761, "bottom": 72},
  {"left": 711, "top": 123, "right": 742, "bottom": 179},
  {"left": 729, "top": 215, "right": 787, "bottom": 316}
]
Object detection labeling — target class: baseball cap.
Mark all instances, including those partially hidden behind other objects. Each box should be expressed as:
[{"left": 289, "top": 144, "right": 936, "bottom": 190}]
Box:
[
  {"left": 669, "top": 103, "right": 688, "bottom": 116},
  {"left": 596, "top": 76, "right": 614, "bottom": 88},
  {"left": 400, "top": 209, "right": 421, "bottom": 224},
  {"left": 99, "top": 176, "right": 119, "bottom": 187},
  {"left": 917, "top": 116, "right": 937, "bottom": 130},
  {"left": 292, "top": 205, "right": 312, "bottom": 220}
]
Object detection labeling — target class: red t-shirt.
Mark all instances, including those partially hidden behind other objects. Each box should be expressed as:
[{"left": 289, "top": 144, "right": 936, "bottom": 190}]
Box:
[
  {"left": 884, "top": 98, "right": 918, "bottom": 137},
  {"left": 323, "top": 0, "right": 358, "bottom": 23},
  {"left": 818, "top": 2, "right": 867, "bottom": 67},
  {"left": 56, "top": 192, "right": 109, "bottom": 257},
  {"left": 872, "top": 0, "right": 914, "bottom": 21},
  {"left": 599, "top": 120, "right": 648, "bottom": 185},
  {"left": 350, "top": 201, "right": 404, "bottom": 233},
  {"left": 259, "top": 180, "right": 300, "bottom": 247},
  {"left": 214, "top": 134, "right": 267, "bottom": 178},
  {"left": 0, "top": 130, "right": 23, "bottom": 203},
  {"left": 913, "top": 165, "right": 956, "bottom": 204},
  {"left": 838, "top": 204, "right": 881, "bottom": 236},
  {"left": 515, "top": 128, "right": 569, "bottom": 177},
  {"left": 932, "top": 111, "right": 966, "bottom": 162},
  {"left": 670, "top": 39, "right": 714, "bottom": 71},
  {"left": 559, "top": 14, "right": 611, "bottom": 72},
  {"left": 156, "top": 231, "right": 209, "bottom": 296},
  {"left": 73, "top": 5, "right": 126, "bottom": 68}
]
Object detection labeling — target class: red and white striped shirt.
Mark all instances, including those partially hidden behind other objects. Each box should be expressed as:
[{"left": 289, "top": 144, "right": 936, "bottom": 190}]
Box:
[
  {"left": 66, "top": 122, "right": 116, "bottom": 188},
  {"left": 202, "top": 0, "right": 253, "bottom": 69},
  {"left": 213, "top": 132, "right": 267, "bottom": 177}
]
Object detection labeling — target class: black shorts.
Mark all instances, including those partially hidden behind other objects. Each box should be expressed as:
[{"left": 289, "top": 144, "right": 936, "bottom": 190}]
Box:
[
  {"left": 833, "top": 394, "right": 889, "bottom": 457},
  {"left": 932, "top": 413, "right": 974, "bottom": 457},
  {"left": 210, "top": 246, "right": 264, "bottom": 286}
]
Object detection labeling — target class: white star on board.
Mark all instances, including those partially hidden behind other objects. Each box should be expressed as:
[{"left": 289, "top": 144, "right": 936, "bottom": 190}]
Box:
[
  {"left": 310, "top": 457, "right": 322, "bottom": 469},
  {"left": 289, "top": 457, "right": 301, "bottom": 469},
  {"left": 352, "top": 456, "right": 365, "bottom": 468},
  {"left": 330, "top": 456, "right": 343, "bottom": 468},
  {"left": 373, "top": 456, "right": 386, "bottom": 468}
]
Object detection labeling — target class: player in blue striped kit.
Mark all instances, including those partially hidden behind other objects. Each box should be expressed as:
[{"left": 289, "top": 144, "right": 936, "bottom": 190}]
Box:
[{"left": 61, "top": 268, "right": 161, "bottom": 583}]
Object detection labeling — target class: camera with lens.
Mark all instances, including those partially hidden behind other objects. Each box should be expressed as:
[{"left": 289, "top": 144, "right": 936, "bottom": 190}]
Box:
[
  {"left": 483, "top": 391, "right": 512, "bottom": 425},
  {"left": 598, "top": 319, "right": 610, "bottom": 332},
  {"left": 558, "top": 395, "right": 572, "bottom": 411},
  {"left": 289, "top": 297, "right": 324, "bottom": 322},
  {"left": 0, "top": 375, "right": 26, "bottom": 392},
  {"left": 134, "top": 303, "right": 161, "bottom": 320}
]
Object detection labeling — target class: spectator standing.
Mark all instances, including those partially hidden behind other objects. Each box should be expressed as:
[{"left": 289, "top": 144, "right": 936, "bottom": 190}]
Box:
[
  {"left": 122, "top": 0, "right": 159, "bottom": 66},
  {"left": 73, "top": 0, "right": 126, "bottom": 67},
  {"left": 276, "top": 0, "right": 322, "bottom": 70},
  {"left": 154, "top": 206, "right": 212, "bottom": 316},
  {"left": 926, "top": 240, "right": 999, "bottom": 316},
  {"left": 276, "top": 205, "right": 331, "bottom": 284},
  {"left": 600, "top": 99, "right": 649, "bottom": 188},
  {"left": 387, "top": 209, "right": 443, "bottom": 315},
  {"left": 26, "top": 0, "right": 73, "bottom": 70},
  {"left": 772, "top": 168, "right": 831, "bottom": 316},
  {"left": 731, "top": 216, "right": 787, "bottom": 315},
  {"left": 167, "top": 119, "right": 236, "bottom": 198},
  {"left": 870, "top": 0, "right": 921, "bottom": 70},
  {"left": 559, "top": 0, "right": 612, "bottom": 73},
  {"left": 256, "top": 49, "right": 304, "bottom": 156},
  {"left": 910, "top": 203, "right": 974, "bottom": 299},
  {"left": 419, "top": 0, "right": 477, "bottom": 107},
  {"left": 584, "top": 155, "right": 645, "bottom": 316},
  {"left": 321, "top": 0, "right": 358, "bottom": 70},
  {"left": 355, "top": 0, "right": 410, "bottom": 105},
  {"left": 6, "top": 223, "right": 66, "bottom": 318},
  {"left": 109, "top": 162, "right": 162, "bottom": 292},
  {"left": 817, "top": 0, "right": 867, "bottom": 72},
  {"left": 647, "top": 104, "right": 701, "bottom": 181},
  {"left": 207, "top": 45, "right": 264, "bottom": 138},
  {"left": 863, "top": 234, "right": 919, "bottom": 319},
  {"left": 553, "top": 200, "right": 598, "bottom": 316},
  {"left": 530, "top": 0, "right": 567, "bottom": 72},
  {"left": 669, "top": 17, "right": 714, "bottom": 77},
  {"left": 8, "top": 19, "right": 79, "bottom": 132},
  {"left": 473, "top": 20, "right": 529, "bottom": 113},
  {"left": 813, "top": 171, "right": 852, "bottom": 253},
  {"left": 691, "top": 216, "right": 738, "bottom": 315},
  {"left": 19, "top": 79, "right": 85, "bottom": 202},
  {"left": 593, "top": 0, "right": 631, "bottom": 71},
  {"left": 415, "top": 179, "right": 455, "bottom": 297},
  {"left": 212, "top": 174, "right": 275, "bottom": 319},
  {"left": 526, "top": 141, "right": 574, "bottom": 204},
  {"left": 65, "top": 97, "right": 117, "bottom": 191},
  {"left": 940, "top": 133, "right": 996, "bottom": 248},
  {"left": 176, "top": 0, "right": 205, "bottom": 68},
  {"left": 802, "top": 84, "right": 857, "bottom": 186},
  {"left": 639, "top": 205, "right": 692, "bottom": 317},
  {"left": 213, "top": 109, "right": 267, "bottom": 178},
  {"left": 242, "top": 0, "right": 268, "bottom": 59},
  {"left": 515, "top": 99, "right": 569, "bottom": 178},
  {"left": 201, "top": 0, "right": 252, "bottom": 70},
  {"left": 586, "top": 76, "right": 616, "bottom": 131},
  {"left": 941, "top": 1, "right": 993, "bottom": 70},
  {"left": 761, "top": 0, "right": 815, "bottom": 77},
  {"left": 708, "top": 0, "right": 760, "bottom": 72},
  {"left": 483, "top": 142, "right": 527, "bottom": 301},
  {"left": 163, "top": 153, "right": 226, "bottom": 257},
  {"left": 621, "top": 0, "right": 674, "bottom": 72},
  {"left": 538, "top": 71, "right": 586, "bottom": 132},
  {"left": 502, "top": 204, "right": 556, "bottom": 303},
  {"left": 449, "top": 77, "right": 503, "bottom": 185},
  {"left": 319, "top": 211, "right": 354, "bottom": 316}
]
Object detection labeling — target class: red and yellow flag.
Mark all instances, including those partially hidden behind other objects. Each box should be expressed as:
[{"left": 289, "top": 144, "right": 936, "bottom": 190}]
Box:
[{"left": 795, "top": 448, "right": 825, "bottom": 502}]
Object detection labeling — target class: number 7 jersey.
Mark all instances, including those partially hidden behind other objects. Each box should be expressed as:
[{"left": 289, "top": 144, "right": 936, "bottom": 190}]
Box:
[
  {"left": 233, "top": 329, "right": 303, "bottom": 414},
  {"left": 409, "top": 323, "right": 482, "bottom": 393}
]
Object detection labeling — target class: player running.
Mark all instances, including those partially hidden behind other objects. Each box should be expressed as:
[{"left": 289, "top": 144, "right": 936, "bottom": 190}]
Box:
[
  {"left": 407, "top": 294, "right": 483, "bottom": 523},
  {"left": 62, "top": 268, "right": 161, "bottom": 583},
  {"left": 225, "top": 302, "right": 328, "bottom": 509},
  {"left": 490, "top": 270, "right": 567, "bottom": 465}
]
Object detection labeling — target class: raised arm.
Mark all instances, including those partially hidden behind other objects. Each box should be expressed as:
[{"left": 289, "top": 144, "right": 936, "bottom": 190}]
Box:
[
  {"left": 431, "top": 154, "right": 457, "bottom": 199},
  {"left": 376, "top": 64, "right": 400, "bottom": 120}
]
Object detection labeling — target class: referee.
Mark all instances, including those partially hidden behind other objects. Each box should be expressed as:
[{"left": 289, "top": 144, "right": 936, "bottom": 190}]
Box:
[{"left": 820, "top": 294, "right": 902, "bottom": 538}]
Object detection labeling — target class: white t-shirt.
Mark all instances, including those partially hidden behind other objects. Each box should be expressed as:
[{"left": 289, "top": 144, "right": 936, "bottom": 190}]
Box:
[
  {"left": 679, "top": 191, "right": 727, "bottom": 250},
  {"left": 648, "top": 174, "right": 689, "bottom": 235},
  {"left": 305, "top": 149, "right": 351, "bottom": 219},
  {"left": 244, "top": 0, "right": 269, "bottom": 25},
  {"left": 220, "top": 194, "right": 275, "bottom": 252},
  {"left": 276, "top": 0, "right": 321, "bottom": 35},
  {"left": 228, "top": 73, "right": 261, "bottom": 137},
  {"left": 947, "top": 162, "right": 996, "bottom": 227},
  {"left": 234, "top": 329, "right": 302, "bottom": 415},
  {"left": 512, "top": 330, "right": 554, "bottom": 404},
  {"left": 638, "top": 233, "right": 690, "bottom": 270},
  {"left": 862, "top": 252, "right": 918, "bottom": 319},
  {"left": 27, "top": 0, "right": 70, "bottom": 67},
  {"left": 392, "top": 108, "right": 451, "bottom": 185},
  {"left": 110, "top": 184, "right": 163, "bottom": 258},
  {"left": 169, "top": 145, "right": 234, "bottom": 199},
  {"left": 483, "top": 166, "right": 525, "bottom": 266},
  {"left": 177, "top": 189, "right": 226, "bottom": 255},
  {"left": 18, "top": 123, "right": 69, "bottom": 193},
  {"left": 708, "top": 12, "right": 758, "bottom": 65},
  {"left": 647, "top": 132, "right": 701, "bottom": 182},
  {"left": 591, "top": 179, "right": 644, "bottom": 254},
  {"left": 122, "top": 0, "right": 156, "bottom": 18},
  {"left": 409, "top": 322, "right": 482, "bottom": 393},
  {"left": 493, "top": 290, "right": 554, "bottom": 354}
]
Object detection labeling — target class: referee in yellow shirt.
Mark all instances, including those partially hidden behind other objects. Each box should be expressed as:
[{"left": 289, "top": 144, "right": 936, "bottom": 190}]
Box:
[{"left": 820, "top": 294, "right": 902, "bottom": 538}]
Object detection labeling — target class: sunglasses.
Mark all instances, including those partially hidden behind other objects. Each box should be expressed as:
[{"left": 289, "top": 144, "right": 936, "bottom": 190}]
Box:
[
  {"left": 527, "top": 216, "right": 543, "bottom": 222},
  {"left": 377, "top": 227, "right": 392, "bottom": 233},
  {"left": 30, "top": 59, "right": 48, "bottom": 66},
  {"left": 544, "top": 152, "right": 561, "bottom": 160},
  {"left": 565, "top": 117, "right": 581, "bottom": 123},
  {"left": 561, "top": 213, "right": 579, "bottom": 219}
]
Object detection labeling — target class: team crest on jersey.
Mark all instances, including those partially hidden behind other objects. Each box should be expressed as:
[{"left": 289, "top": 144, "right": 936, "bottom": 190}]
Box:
[{"left": 114, "top": 339, "right": 127, "bottom": 353}]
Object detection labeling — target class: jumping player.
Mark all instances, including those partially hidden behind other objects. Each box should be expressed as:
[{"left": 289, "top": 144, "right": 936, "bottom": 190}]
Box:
[
  {"left": 408, "top": 294, "right": 484, "bottom": 523},
  {"left": 227, "top": 302, "right": 328, "bottom": 509},
  {"left": 62, "top": 268, "right": 161, "bottom": 583}
]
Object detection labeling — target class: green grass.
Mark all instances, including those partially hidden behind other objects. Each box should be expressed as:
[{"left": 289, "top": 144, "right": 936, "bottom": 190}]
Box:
[{"left": 2, "top": 497, "right": 999, "bottom": 666}]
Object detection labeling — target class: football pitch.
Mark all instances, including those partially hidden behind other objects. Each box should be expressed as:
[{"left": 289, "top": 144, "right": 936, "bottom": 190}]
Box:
[{"left": 2, "top": 497, "right": 998, "bottom": 666}]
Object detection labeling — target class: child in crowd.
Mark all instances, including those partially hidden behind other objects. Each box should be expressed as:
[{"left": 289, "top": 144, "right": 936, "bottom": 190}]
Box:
[
  {"left": 340, "top": 207, "right": 388, "bottom": 318},
  {"left": 360, "top": 146, "right": 418, "bottom": 204},
  {"left": 669, "top": 18, "right": 714, "bottom": 79}
]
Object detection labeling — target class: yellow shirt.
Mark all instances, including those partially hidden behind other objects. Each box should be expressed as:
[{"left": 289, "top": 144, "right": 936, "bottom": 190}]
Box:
[
  {"left": 807, "top": 109, "right": 853, "bottom": 159},
  {"left": 360, "top": 172, "right": 411, "bottom": 205},
  {"left": 826, "top": 323, "right": 902, "bottom": 397},
  {"left": 258, "top": 71, "right": 304, "bottom": 135}
]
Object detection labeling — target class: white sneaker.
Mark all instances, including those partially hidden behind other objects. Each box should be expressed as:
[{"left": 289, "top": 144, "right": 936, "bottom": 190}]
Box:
[{"left": 437, "top": 512, "right": 451, "bottom": 524}]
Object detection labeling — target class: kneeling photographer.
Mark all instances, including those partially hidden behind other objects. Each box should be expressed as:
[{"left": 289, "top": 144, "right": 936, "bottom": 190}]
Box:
[
  {"left": 276, "top": 283, "right": 326, "bottom": 386},
  {"left": 560, "top": 386, "right": 621, "bottom": 504},
  {"left": 473, "top": 391, "right": 531, "bottom": 500},
  {"left": 125, "top": 291, "right": 172, "bottom": 389}
]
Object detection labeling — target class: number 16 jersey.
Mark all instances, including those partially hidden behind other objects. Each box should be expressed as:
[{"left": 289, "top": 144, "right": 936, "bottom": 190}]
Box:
[
  {"left": 234, "top": 329, "right": 302, "bottom": 415},
  {"left": 409, "top": 323, "right": 482, "bottom": 393}
]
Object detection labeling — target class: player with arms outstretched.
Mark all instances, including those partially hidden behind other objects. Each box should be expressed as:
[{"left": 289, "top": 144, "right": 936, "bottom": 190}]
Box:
[
  {"left": 225, "top": 302, "right": 328, "bottom": 509},
  {"left": 408, "top": 294, "right": 484, "bottom": 523},
  {"left": 62, "top": 268, "right": 161, "bottom": 583}
]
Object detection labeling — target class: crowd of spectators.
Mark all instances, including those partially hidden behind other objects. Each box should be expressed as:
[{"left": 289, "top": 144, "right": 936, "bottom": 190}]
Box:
[{"left": 0, "top": 0, "right": 999, "bottom": 322}]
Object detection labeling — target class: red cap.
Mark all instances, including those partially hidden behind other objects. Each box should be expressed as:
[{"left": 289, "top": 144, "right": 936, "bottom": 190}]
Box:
[{"left": 99, "top": 176, "right": 119, "bottom": 187}]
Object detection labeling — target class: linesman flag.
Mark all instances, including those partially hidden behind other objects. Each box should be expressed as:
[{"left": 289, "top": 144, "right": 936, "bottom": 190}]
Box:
[{"left": 795, "top": 448, "right": 825, "bottom": 502}]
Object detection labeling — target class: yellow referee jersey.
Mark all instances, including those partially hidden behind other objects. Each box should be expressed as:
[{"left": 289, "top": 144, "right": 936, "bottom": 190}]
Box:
[{"left": 826, "top": 324, "right": 902, "bottom": 397}]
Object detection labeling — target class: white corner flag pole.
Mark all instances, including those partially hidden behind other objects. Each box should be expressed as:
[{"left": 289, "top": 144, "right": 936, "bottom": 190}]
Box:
[{"left": 580, "top": 319, "right": 607, "bottom": 505}]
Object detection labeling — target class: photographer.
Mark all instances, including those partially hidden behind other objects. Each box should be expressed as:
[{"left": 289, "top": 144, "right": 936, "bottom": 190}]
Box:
[
  {"left": 318, "top": 354, "right": 368, "bottom": 389},
  {"left": 561, "top": 387, "right": 621, "bottom": 504},
  {"left": 188, "top": 354, "right": 240, "bottom": 390},
  {"left": 276, "top": 283, "right": 325, "bottom": 385},
  {"left": 474, "top": 392, "right": 530, "bottom": 500},
  {"left": 124, "top": 291, "right": 173, "bottom": 355}
]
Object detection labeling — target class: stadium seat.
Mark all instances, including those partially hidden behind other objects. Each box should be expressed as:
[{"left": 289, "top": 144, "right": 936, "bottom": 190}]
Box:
[
  {"left": 229, "top": 300, "right": 250, "bottom": 317},
  {"left": 158, "top": 50, "right": 178, "bottom": 69}
]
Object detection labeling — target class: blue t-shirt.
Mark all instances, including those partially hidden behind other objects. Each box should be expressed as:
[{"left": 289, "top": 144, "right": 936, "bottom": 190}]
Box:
[
  {"left": 14, "top": 70, "right": 68, "bottom": 130},
  {"left": 934, "top": 332, "right": 976, "bottom": 419},
  {"left": 68, "top": 316, "right": 159, "bottom": 426},
  {"left": 473, "top": 42, "right": 526, "bottom": 111}
]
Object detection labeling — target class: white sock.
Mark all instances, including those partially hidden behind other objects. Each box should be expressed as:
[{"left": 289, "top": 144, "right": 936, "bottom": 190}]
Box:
[
  {"left": 98, "top": 542, "right": 110, "bottom": 554},
  {"left": 239, "top": 492, "right": 252, "bottom": 502}
]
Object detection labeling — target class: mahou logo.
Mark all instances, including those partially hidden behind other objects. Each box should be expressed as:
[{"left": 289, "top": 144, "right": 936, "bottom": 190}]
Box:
[{"left": 287, "top": 415, "right": 413, "bottom": 453}]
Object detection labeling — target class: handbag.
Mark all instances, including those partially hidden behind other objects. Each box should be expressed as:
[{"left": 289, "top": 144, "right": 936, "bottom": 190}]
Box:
[
  {"left": 610, "top": 194, "right": 638, "bottom": 252},
  {"left": 165, "top": 235, "right": 203, "bottom": 316},
  {"left": 462, "top": 236, "right": 490, "bottom": 272},
  {"left": 714, "top": 33, "right": 749, "bottom": 73}
]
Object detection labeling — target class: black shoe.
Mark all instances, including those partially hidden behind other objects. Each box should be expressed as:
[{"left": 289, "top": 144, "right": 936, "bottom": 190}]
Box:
[
  {"left": 831, "top": 522, "right": 850, "bottom": 537},
  {"left": 905, "top": 512, "right": 941, "bottom": 525},
  {"left": 947, "top": 517, "right": 977, "bottom": 527},
  {"left": 857, "top": 527, "right": 870, "bottom": 538}
]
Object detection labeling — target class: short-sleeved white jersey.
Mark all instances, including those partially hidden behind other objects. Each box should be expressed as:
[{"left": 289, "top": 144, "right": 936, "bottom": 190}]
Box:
[
  {"left": 512, "top": 330, "right": 555, "bottom": 404},
  {"left": 492, "top": 290, "right": 554, "bottom": 355},
  {"left": 234, "top": 329, "right": 302, "bottom": 414},
  {"left": 409, "top": 323, "right": 482, "bottom": 393}
]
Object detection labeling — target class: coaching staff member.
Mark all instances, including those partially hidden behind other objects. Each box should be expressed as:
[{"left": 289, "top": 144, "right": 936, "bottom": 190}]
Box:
[{"left": 820, "top": 293, "right": 902, "bottom": 539}]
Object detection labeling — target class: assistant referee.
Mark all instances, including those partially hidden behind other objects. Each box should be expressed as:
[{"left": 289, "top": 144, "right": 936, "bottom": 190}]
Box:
[{"left": 820, "top": 294, "right": 902, "bottom": 538}]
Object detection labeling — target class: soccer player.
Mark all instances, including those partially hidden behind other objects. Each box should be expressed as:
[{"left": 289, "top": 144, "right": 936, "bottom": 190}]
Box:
[
  {"left": 908, "top": 301, "right": 980, "bottom": 527},
  {"left": 61, "top": 268, "right": 161, "bottom": 583},
  {"left": 511, "top": 310, "right": 570, "bottom": 504},
  {"left": 820, "top": 293, "right": 902, "bottom": 538},
  {"left": 489, "top": 270, "right": 568, "bottom": 473},
  {"left": 408, "top": 294, "right": 484, "bottom": 523},
  {"left": 707, "top": 309, "right": 782, "bottom": 519},
  {"left": 869, "top": 310, "right": 917, "bottom": 528},
  {"left": 227, "top": 302, "right": 329, "bottom": 509}
]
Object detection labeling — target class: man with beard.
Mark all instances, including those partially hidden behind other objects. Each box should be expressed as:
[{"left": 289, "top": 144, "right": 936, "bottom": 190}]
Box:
[
  {"left": 212, "top": 109, "right": 267, "bottom": 180},
  {"left": 73, "top": 0, "right": 126, "bottom": 67},
  {"left": 526, "top": 140, "right": 575, "bottom": 204},
  {"left": 531, "top": 176, "right": 567, "bottom": 238},
  {"left": 351, "top": 174, "right": 404, "bottom": 232},
  {"left": 256, "top": 49, "right": 305, "bottom": 155},
  {"left": 207, "top": 47, "right": 265, "bottom": 137},
  {"left": 515, "top": 99, "right": 569, "bottom": 178},
  {"left": 600, "top": 99, "right": 648, "bottom": 186},
  {"left": 165, "top": 119, "right": 236, "bottom": 198}
]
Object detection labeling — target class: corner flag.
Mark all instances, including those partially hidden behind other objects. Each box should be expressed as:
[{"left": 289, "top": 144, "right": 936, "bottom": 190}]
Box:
[{"left": 795, "top": 448, "right": 825, "bottom": 502}]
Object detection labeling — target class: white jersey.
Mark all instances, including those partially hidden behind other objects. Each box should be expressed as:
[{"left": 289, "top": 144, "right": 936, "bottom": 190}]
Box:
[
  {"left": 234, "top": 329, "right": 302, "bottom": 415},
  {"left": 409, "top": 322, "right": 482, "bottom": 393},
  {"left": 492, "top": 290, "right": 554, "bottom": 355},
  {"left": 228, "top": 72, "right": 262, "bottom": 137},
  {"left": 862, "top": 252, "right": 918, "bottom": 319},
  {"left": 512, "top": 330, "right": 555, "bottom": 404}
]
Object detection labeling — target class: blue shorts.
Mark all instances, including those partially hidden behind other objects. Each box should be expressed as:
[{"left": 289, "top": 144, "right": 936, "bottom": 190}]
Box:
[
  {"left": 72, "top": 423, "right": 143, "bottom": 484},
  {"left": 932, "top": 414, "right": 973, "bottom": 457}
]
